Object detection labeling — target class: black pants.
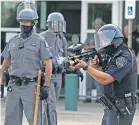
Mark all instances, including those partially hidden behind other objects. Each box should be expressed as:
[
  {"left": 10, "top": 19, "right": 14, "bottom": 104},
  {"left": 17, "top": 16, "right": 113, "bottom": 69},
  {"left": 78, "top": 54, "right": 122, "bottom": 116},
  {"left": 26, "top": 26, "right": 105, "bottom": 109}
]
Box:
[{"left": 101, "top": 107, "right": 136, "bottom": 125}]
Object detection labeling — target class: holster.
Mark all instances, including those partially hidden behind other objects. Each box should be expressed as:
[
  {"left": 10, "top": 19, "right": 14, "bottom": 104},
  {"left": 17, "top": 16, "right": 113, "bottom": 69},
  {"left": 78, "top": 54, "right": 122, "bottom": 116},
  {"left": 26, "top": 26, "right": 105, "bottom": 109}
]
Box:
[
  {"left": 4, "top": 71, "right": 10, "bottom": 86},
  {"left": 100, "top": 94, "right": 117, "bottom": 111},
  {"left": 124, "top": 92, "right": 138, "bottom": 111},
  {"left": 100, "top": 94, "right": 131, "bottom": 117},
  {"left": 114, "top": 98, "right": 130, "bottom": 116}
]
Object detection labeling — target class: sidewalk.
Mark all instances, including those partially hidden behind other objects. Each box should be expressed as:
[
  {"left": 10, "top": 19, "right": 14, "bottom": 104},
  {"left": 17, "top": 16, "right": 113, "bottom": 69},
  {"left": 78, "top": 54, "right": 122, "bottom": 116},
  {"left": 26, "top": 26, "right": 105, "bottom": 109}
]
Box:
[
  {"left": 1, "top": 98, "right": 139, "bottom": 125},
  {"left": 57, "top": 99, "right": 139, "bottom": 125}
]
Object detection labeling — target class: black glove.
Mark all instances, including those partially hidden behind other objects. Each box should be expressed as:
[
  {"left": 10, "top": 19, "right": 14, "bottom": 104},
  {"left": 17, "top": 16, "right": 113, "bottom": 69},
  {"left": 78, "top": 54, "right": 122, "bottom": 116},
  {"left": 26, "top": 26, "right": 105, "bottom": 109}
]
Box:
[
  {"left": 56, "top": 65, "right": 64, "bottom": 73},
  {"left": 40, "top": 86, "right": 49, "bottom": 100},
  {"left": 75, "top": 69, "right": 84, "bottom": 82}
]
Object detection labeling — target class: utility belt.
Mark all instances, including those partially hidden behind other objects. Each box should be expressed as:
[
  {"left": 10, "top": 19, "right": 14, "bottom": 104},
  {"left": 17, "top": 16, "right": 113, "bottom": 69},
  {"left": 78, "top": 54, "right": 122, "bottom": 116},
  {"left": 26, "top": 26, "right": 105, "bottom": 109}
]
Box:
[
  {"left": 100, "top": 93, "right": 139, "bottom": 117},
  {"left": 10, "top": 75, "right": 37, "bottom": 86}
]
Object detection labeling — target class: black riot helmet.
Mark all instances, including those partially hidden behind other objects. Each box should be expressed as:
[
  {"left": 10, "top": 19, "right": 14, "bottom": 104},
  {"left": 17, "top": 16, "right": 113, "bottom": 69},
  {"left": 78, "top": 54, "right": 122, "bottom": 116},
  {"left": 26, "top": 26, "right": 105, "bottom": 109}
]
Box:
[
  {"left": 94, "top": 24, "right": 124, "bottom": 54},
  {"left": 46, "top": 12, "right": 66, "bottom": 33},
  {"left": 16, "top": 2, "right": 38, "bottom": 23}
]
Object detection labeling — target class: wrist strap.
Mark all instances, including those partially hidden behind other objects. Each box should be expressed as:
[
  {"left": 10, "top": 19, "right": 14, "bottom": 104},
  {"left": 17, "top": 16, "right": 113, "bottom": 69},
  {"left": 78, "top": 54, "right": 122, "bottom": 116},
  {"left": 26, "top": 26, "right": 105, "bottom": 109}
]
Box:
[{"left": 83, "top": 64, "right": 89, "bottom": 71}]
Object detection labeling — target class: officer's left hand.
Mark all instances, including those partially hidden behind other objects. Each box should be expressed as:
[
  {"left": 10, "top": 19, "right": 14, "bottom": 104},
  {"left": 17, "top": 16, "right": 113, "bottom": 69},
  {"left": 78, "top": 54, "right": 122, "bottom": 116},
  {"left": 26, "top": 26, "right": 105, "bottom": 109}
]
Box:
[{"left": 40, "top": 86, "right": 49, "bottom": 100}]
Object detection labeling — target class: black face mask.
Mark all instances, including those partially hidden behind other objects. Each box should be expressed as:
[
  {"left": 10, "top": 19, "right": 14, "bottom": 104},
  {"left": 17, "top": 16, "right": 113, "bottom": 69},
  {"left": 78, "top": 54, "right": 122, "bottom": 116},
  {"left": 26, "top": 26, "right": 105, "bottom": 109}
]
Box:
[
  {"left": 98, "top": 44, "right": 117, "bottom": 56},
  {"left": 20, "top": 25, "right": 33, "bottom": 39}
]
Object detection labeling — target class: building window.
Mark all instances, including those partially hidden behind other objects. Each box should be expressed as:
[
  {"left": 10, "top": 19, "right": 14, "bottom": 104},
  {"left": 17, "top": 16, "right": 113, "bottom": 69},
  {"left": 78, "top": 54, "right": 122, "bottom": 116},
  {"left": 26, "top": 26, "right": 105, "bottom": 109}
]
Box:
[
  {"left": 1, "top": 1, "right": 20, "bottom": 28},
  {"left": 88, "top": 4, "right": 112, "bottom": 29}
]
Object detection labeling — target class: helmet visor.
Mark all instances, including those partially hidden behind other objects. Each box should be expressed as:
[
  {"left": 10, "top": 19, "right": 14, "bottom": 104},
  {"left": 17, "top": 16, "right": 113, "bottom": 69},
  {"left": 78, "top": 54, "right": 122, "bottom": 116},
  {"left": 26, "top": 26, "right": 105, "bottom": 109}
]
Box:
[
  {"left": 94, "top": 30, "right": 116, "bottom": 50},
  {"left": 47, "top": 21, "right": 66, "bottom": 33},
  {"left": 17, "top": 2, "right": 38, "bottom": 21}
]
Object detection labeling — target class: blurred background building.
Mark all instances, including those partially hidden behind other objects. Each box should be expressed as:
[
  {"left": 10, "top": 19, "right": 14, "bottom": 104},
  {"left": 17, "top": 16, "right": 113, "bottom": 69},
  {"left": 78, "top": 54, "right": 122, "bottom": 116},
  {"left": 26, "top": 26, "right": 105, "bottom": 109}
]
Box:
[{"left": 1, "top": 0, "right": 139, "bottom": 98}]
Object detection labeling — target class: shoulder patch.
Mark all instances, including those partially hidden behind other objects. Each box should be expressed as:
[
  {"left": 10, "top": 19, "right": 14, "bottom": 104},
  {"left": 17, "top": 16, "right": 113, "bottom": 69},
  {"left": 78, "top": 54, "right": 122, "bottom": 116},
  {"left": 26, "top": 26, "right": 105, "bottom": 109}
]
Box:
[
  {"left": 116, "top": 56, "right": 127, "bottom": 68},
  {"left": 44, "top": 41, "right": 50, "bottom": 48},
  {"left": 41, "top": 39, "right": 50, "bottom": 48}
]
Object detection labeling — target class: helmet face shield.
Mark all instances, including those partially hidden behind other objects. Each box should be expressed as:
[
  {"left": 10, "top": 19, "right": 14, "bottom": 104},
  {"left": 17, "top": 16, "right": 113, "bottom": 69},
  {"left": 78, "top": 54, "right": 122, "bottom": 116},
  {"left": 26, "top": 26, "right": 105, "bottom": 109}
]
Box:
[
  {"left": 47, "top": 21, "right": 66, "bottom": 33},
  {"left": 94, "top": 30, "right": 116, "bottom": 50},
  {"left": 16, "top": 2, "right": 38, "bottom": 21}
]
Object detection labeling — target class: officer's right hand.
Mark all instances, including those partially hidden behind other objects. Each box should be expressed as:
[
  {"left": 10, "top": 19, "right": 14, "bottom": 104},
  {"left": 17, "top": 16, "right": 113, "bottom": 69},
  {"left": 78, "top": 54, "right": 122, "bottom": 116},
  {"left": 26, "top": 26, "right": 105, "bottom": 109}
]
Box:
[
  {"left": 89, "top": 55, "right": 100, "bottom": 69},
  {"left": 40, "top": 86, "right": 50, "bottom": 100}
]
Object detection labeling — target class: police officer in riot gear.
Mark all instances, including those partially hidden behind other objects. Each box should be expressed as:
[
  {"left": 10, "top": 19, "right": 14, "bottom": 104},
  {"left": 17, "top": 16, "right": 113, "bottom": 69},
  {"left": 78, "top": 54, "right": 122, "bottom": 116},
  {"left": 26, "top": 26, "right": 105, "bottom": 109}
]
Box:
[
  {"left": 16, "top": 2, "right": 38, "bottom": 39},
  {"left": 70, "top": 24, "right": 138, "bottom": 125},
  {"left": 1, "top": 2, "right": 52, "bottom": 125},
  {"left": 40, "top": 12, "right": 68, "bottom": 125}
]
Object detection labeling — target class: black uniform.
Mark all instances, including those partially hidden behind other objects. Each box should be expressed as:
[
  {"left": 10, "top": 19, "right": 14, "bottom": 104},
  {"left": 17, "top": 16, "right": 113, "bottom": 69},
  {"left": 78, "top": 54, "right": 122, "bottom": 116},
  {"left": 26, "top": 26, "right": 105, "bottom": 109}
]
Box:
[
  {"left": 94, "top": 24, "right": 138, "bottom": 125},
  {"left": 102, "top": 45, "right": 137, "bottom": 125}
]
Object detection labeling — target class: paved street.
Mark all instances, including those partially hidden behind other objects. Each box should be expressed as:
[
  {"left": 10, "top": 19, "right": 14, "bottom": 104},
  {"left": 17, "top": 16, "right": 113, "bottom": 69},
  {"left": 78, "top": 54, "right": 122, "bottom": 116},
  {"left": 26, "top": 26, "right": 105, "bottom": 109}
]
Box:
[{"left": 0, "top": 97, "right": 139, "bottom": 125}]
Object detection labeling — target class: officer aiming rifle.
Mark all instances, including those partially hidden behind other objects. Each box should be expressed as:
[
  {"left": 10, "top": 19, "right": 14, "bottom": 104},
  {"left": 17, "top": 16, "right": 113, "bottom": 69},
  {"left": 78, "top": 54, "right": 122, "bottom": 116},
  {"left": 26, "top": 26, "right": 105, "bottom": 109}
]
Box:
[{"left": 69, "top": 24, "right": 138, "bottom": 125}]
